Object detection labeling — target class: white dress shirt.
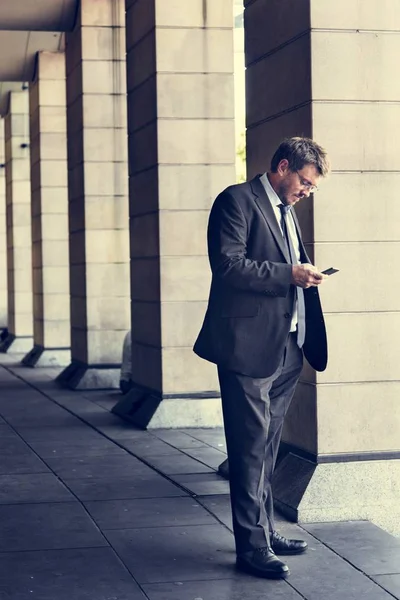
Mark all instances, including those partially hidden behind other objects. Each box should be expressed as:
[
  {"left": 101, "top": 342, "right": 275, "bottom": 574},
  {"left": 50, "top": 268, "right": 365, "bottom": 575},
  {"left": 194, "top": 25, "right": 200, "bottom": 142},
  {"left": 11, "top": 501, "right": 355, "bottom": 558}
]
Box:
[{"left": 259, "top": 172, "right": 300, "bottom": 333}]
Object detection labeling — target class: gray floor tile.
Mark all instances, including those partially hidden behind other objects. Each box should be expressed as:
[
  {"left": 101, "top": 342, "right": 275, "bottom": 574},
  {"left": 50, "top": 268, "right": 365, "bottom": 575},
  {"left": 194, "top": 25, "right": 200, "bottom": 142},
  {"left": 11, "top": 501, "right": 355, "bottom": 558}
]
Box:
[
  {"left": 0, "top": 423, "right": 23, "bottom": 438},
  {"left": 44, "top": 453, "right": 154, "bottom": 479},
  {"left": 373, "top": 574, "right": 400, "bottom": 598},
  {"left": 80, "top": 411, "right": 147, "bottom": 439},
  {"left": 197, "top": 495, "right": 293, "bottom": 535},
  {"left": 145, "top": 453, "right": 214, "bottom": 475},
  {"left": 0, "top": 502, "right": 107, "bottom": 552},
  {"left": 286, "top": 536, "right": 394, "bottom": 600},
  {"left": 4, "top": 412, "right": 83, "bottom": 428},
  {"left": 119, "top": 437, "right": 185, "bottom": 457},
  {"left": 181, "top": 428, "right": 227, "bottom": 451},
  {"left": 171, "top": 473, "right": 230, "bottom": 496},
  {"left": 304, "top": 520, "right": 400, "bottom": 551},
  {"left": 85, "top": 497, "right": 218, "bottom": 530},
  {"left": 0, "top": 435, "right": 33, "bottom": 457},
  {"left": 0, "top": 451, "right": 50, "bottom": 475},
  {"left": 152, "top": 430, "right": 206, "bottom": 449},
  {"left": 14, "top": 425, "right": 101, "bottom": 443},
  {"left": 143, "top": 578, "right": 303, "bottom": 600},
  {"left": 0, "top": 473, "right": 75, "bottom": 504},
  {"left": 26, "top": 439, "right": 127, "bottom": 458},
  {"left": 336, "top": 546, "right": 400, "bottom": 576},
  {"left": 0, "top": 547, "right": 146, "bottom": 600},
  {"left": 183, "top": 446, "right": 227, "bottom": 470},
  {"left": 303, "top": 521, "right": 400, "bottom": 575},
  {"left": 63, "top": 474, "right": 188, "bottom": 501},
  {"left": 105, "top": 524, "right": 235, "bottom": 583},
  {"left": 197, "top": 495, "right": 233, "bottom": 530}
]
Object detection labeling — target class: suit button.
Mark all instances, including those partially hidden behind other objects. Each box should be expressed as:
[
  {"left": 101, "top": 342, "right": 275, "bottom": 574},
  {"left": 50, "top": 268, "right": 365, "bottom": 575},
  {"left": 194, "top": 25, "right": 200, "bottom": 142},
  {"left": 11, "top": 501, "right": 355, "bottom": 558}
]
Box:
[{"left": 284, "top": 312, "right": 291, "bottom": 319}]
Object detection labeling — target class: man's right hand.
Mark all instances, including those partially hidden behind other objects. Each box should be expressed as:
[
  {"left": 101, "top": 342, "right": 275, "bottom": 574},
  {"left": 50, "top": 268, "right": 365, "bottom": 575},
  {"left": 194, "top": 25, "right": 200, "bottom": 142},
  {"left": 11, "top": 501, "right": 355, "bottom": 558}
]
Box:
[{"left": 292, "top": 264, "right": 325, "bottom": 288}]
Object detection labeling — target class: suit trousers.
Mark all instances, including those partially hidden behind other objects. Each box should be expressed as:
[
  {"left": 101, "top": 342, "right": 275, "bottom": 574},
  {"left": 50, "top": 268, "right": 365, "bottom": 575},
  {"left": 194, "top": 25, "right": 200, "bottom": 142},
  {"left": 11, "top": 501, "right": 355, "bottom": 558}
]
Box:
[{"left": 217, "top": 332, "right": 303, "bottom": 555}]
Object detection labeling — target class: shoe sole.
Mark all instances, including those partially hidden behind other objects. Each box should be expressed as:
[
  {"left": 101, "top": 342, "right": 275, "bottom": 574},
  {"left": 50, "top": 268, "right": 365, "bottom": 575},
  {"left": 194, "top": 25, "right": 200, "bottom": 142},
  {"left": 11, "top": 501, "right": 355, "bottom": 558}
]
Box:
[{"left": 236, "top": 561, "right": 290, "bottom": 580}]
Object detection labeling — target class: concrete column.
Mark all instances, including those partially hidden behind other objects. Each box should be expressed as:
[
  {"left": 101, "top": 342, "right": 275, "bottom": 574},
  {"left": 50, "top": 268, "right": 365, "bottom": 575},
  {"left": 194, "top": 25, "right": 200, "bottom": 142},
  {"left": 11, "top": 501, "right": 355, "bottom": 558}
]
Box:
[
  {"left": 22, "top": 52, "right": 70, "bottom": 368},
  {"left": 245, "top": 0, "right": 400, "bottom": 533},
  {"left": 57, "top": 0, "right": 130, "bottom": 389},
  {"left": 0, "top": 119, "right": 7, "bottom": 336},
  {"left": 0, "top": 91, "right": 33, "bottom": 354},
  {"left": 113, "top": 0, "right": 235, "bottom": 428}
]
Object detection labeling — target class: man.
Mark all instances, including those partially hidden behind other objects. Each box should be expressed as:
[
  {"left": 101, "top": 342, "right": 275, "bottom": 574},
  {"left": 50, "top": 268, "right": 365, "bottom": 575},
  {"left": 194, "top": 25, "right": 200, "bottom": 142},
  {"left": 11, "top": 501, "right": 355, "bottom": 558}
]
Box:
[{"left": 194, "top": 137, "right": 330, "bottom": 579}]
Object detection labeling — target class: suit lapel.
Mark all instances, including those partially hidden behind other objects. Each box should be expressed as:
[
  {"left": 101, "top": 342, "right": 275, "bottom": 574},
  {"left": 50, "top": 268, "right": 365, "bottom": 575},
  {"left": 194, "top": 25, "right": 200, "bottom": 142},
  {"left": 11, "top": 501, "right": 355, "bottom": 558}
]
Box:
[{"left": 250, "top": 176, "right": 290, "bottom": 263}]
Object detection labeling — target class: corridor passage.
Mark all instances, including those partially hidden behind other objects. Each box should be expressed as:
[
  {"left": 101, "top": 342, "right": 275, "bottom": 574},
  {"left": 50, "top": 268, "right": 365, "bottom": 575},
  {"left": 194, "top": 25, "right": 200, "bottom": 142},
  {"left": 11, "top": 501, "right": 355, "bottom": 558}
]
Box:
[{"left": 0, "top": 355, "right": 399, "bottom": 600}]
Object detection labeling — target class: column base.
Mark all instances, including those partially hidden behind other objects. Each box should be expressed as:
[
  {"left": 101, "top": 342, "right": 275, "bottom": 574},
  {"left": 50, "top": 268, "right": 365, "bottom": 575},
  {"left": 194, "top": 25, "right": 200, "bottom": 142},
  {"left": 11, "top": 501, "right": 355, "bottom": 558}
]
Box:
[
  {"left": 22, "top": 345, "right": 71, "bottom": 368},
  {"left": 56, "top": 360, "right": 120, "bottom": 390},
  {"left": 0, "top": 334, "right": 33, "bottom": 353},
  {"left": 272, "top": 452, "right": 400, "bottom": 527},
  {"left": 111, "top": 383, "right": 223, "bottom": 429}
]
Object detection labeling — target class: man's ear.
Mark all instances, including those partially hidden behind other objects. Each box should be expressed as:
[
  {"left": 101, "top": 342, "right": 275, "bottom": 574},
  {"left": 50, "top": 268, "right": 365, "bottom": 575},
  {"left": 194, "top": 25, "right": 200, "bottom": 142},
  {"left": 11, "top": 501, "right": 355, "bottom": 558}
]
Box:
[{"left": 277, "top": 159, "right": 289, "bottom": 175}]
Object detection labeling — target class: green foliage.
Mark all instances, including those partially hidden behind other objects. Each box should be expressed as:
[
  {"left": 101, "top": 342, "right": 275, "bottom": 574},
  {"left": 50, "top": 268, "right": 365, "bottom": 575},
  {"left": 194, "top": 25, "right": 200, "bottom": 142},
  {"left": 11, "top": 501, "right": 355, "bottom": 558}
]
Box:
[{"left": 236, "top": 131, "right": 247, "bottom": 183}]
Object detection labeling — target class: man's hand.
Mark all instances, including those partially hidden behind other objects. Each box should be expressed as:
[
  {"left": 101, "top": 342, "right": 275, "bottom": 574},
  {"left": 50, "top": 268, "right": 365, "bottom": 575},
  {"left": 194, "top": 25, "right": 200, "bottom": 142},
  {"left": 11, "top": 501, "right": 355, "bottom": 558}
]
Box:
[{"left": 292, "top": 264, "right": 325, "bottom": 288}]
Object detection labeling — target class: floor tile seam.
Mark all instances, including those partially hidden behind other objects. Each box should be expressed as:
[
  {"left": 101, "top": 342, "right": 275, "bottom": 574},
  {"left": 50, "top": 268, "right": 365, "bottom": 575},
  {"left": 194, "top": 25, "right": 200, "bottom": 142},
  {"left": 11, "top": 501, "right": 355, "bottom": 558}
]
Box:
[
  {"left": 141, "top": 575, "right": 304, "bottom": 588},
  {"left": 0, "top": 498, "right": 80, "bottom": 507},
  {"left": 0, "top": 544, "right": 111, "bottom": 555},
  {"left": 59, "top": 494, "right": 190, "bottom": 502},
  {"left": 88, "top": 524, "right": 218, "bottom": 532},
  {"left": 297, "top": 525, "right": 400, "bottom": 599},
  {"left": 105, "top": 522, "right": 229, "bottom": 534},
  {"left": 148, "top": 428, "right": 227, "bottom": 453},
  {"left": 178, "top": 447, "right": 226, "bottom": 470},
  {"left": 0, "top": 469, "right": 51, "bottom": 476}
]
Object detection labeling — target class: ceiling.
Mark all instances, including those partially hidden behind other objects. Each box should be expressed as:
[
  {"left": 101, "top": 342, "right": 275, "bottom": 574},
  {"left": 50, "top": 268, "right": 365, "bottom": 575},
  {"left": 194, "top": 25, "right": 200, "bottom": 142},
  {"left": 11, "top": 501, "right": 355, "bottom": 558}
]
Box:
[
  {"left": 0, "top": 0, "right": 77, "bottom": 31},
  {"left": 0, "top": 0, "right": 78, "bottom": 115}
]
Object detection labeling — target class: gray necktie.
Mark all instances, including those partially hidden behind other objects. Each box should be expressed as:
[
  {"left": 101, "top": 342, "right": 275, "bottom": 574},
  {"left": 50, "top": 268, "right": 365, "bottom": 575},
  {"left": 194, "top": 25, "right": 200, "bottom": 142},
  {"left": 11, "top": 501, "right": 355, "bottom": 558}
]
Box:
[{"left": 278, "top": 204, "right": 306, "bottom": 348}]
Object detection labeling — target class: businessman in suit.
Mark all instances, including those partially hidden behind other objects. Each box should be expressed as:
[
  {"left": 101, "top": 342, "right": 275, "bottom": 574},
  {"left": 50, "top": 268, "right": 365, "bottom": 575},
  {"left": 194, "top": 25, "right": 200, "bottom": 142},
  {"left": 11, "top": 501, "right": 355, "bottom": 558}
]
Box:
[{"left": 194, "top": 137, "right": 330, "bottom": 579}]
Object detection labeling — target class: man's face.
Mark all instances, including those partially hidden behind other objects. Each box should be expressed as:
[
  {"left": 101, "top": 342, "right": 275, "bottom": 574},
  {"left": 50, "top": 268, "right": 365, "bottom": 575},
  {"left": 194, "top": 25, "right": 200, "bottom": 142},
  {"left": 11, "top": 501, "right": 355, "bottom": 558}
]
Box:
[{"left": 275, "top": 159, "right": 321, "bottom": 206}]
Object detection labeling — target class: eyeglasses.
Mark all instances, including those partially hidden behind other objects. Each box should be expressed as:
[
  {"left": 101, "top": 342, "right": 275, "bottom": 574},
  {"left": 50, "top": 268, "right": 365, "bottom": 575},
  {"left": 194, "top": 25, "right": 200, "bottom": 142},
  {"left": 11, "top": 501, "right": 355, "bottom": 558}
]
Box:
[{"left": 295, "top": 171, "right": 318, "bottom": 193}]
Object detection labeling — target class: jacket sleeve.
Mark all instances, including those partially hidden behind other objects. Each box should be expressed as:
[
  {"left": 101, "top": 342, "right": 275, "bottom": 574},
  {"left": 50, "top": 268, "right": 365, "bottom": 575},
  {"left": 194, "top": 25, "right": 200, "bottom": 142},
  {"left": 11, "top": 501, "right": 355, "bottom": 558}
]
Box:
[{"left": 207, "top": 190, "right": 293, "bottom": 296}]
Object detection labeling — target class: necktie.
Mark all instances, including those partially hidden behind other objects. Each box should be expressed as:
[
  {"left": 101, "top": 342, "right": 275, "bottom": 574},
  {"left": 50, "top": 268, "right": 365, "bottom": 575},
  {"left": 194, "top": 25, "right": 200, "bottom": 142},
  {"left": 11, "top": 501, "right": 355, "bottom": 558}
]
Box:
[{"left": 278, "top": 204, "right": 306, "bottom": 348}]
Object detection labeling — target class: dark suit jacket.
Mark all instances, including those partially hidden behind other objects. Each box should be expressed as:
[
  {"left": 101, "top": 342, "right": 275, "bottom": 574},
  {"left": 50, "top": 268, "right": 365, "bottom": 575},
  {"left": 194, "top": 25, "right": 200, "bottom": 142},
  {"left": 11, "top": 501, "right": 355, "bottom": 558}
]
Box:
[{"left": 193, "top": 175, "right": 327, "bottom": 378}]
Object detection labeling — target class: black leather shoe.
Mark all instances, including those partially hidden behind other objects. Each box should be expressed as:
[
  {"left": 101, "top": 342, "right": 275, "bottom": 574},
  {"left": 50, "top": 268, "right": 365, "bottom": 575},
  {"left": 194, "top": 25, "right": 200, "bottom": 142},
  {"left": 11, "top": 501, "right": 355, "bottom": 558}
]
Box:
[
  {"left": 271, "top": 531, "right": 308, "bottom": 555},
  {"left": 236, "top": 546, "right": 290, "bottom": 579}
]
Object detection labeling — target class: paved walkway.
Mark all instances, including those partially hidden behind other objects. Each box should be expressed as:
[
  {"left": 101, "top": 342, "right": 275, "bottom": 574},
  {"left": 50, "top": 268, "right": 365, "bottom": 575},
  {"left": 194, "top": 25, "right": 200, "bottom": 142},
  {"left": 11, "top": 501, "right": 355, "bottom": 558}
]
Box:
[{"left": 0, "top": 354, "right": 400, "bottom": 600}]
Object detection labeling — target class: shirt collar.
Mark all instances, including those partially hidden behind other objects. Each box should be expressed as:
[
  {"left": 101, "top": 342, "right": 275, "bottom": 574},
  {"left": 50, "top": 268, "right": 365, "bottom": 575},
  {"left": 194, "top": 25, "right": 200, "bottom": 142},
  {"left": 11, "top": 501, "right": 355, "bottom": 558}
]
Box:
[{"left": 259, "top": 172, "right": 282, "bottom": 209}]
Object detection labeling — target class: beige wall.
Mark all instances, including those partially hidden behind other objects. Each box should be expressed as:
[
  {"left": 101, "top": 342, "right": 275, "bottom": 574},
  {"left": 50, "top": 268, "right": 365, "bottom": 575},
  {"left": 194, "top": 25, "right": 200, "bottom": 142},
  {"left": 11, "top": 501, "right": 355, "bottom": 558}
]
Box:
[
  {"left": 4, "top": 91, "right": 33, "bottom": 349},
  {"left": 62, "top": 0, "right": 130, "bottom": 387},
  {"left": 245, "top": 0, "right": 400, "bottom": 459},
  {"left": 29, "top": 52, "right": 70, "bottom": 361},
  {"left": 127, "top": 0, "right": 235, "bottom": 399}
]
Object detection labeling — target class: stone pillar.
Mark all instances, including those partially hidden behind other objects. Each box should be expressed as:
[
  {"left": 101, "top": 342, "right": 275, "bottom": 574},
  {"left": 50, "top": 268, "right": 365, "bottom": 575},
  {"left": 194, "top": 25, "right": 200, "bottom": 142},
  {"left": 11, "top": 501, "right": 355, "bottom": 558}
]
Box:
[
  {"left": 57, "top": 0, "right": 130, "bottom": 389},
  {"left": 113, "top": 0, "right": 235, "bottom": 428},
  {"left": 22, "top": 52, "right": 70, "bottom": 368},
  {"left": 245, "top": 0, "right": 400, "bottom": 532},
  {"left": 0, "top": 119, "right": 7, "bottom": 336},
  {"left": 0, "top": 91, "right": 33, "bottom": 354}
]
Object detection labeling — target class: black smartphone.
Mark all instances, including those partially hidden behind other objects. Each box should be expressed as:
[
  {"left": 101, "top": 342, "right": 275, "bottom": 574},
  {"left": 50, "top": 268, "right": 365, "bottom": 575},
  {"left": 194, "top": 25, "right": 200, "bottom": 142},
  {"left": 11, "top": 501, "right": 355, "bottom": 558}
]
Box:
[{"left": 321, "top": 267, "right": 339, "bottom": 276}]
